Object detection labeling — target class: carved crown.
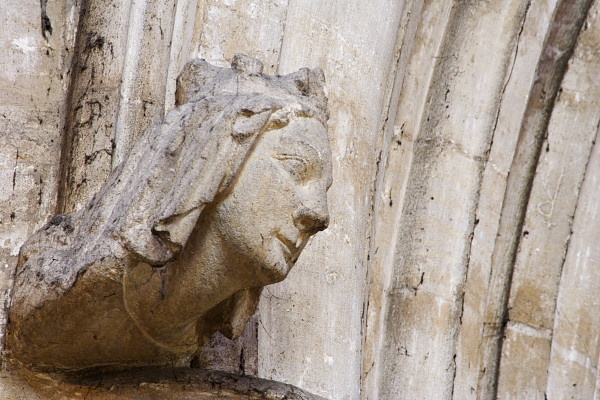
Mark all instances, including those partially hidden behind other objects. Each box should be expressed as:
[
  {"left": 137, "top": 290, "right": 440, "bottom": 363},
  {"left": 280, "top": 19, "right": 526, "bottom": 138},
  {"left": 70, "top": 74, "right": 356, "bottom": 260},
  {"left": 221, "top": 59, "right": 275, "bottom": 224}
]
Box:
[{"left": 175, "top": 54, "right": 329, "bottom": 125}]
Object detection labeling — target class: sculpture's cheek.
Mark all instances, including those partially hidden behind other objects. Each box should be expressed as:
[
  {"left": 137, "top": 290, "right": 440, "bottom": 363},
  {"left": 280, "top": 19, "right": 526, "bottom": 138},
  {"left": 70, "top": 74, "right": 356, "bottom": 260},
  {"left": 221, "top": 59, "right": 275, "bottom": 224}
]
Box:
[
  {"left": 210, "top": 119, "right": 332, "bottom": 286},
  {"left": 211, "top": 154, "right": 300, "bottom": 285}
]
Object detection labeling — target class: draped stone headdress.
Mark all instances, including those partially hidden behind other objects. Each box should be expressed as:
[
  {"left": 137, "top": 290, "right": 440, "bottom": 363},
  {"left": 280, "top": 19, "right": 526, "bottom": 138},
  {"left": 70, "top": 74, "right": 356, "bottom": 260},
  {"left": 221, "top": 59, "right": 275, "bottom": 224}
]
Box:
[
  {"left": 119, "top": 54, "right": 329, "bottom": 266},
  {"left": 13, "top": 55, "right": 329, "bottom": 343},
  {"left": 113, "top": 54, "right": 329, "bottom": 340}
]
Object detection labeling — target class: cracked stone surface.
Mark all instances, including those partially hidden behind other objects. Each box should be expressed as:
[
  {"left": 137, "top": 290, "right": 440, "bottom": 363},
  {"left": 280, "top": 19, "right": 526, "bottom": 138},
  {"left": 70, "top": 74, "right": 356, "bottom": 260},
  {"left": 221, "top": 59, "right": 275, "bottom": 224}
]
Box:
[
  {"left": 3, "top": 1, "right": 600, "bottom": 399},
  {"left": 5, "top": 55, "right": 332, "bottom": 373}
]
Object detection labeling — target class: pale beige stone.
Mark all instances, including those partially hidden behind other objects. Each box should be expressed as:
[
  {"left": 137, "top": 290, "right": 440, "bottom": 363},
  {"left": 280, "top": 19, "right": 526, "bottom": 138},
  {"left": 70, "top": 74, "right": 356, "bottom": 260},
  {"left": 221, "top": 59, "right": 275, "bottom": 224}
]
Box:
[
  {"left": 454, "top": 0, "right": 560, "bottom": 393},
  {"left": 496, "top": 3, "right": 600, "bottom": 397},
  {"left": 256, "top": 1, "right": 413, "bottom": 397},
  {"left": 371, "top": 1, "right": 531, "bottom": 398},
  {"left": 0, "top": 0, "right": 78, "bottom": 356},
  {"left": 3, "top": 1, "right": 600, "bottom": 399},
  {"left": 545, "top": 78, "right": 600, "bottom": 400},
  {"left": 5, "top": 55, "right": 332, "bottom": 372}
]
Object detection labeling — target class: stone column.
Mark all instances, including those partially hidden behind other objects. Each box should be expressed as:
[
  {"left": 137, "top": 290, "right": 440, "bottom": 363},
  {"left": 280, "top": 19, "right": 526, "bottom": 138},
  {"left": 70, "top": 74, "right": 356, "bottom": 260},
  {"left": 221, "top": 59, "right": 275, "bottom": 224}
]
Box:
[{"left": 0, "top": 0, "right": 79, "bottom": 356}]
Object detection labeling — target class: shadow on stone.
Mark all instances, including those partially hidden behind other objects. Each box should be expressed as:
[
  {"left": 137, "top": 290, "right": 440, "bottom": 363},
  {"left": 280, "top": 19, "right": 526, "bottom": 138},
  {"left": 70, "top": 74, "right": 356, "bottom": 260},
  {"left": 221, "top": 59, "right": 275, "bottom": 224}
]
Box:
[{"left": 1, "top": 366, "right": 328, "bottom": 400}]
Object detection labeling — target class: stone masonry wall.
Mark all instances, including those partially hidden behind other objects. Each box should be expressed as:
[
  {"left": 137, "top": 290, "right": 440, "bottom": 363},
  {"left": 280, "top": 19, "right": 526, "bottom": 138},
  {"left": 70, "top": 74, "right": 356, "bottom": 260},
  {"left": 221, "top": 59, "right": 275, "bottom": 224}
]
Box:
[{"left": 2, "top": 1, "right": 600, "bottom": 399}]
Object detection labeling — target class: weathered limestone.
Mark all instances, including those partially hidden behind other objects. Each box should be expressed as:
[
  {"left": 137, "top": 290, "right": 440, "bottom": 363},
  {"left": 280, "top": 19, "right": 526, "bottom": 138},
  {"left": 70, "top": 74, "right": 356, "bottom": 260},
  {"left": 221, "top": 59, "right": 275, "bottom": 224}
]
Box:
[
  {"left": 5, "top": 55, "right": 332, "bottom": 371},
  {"left": 0, "top": 367, "right": 327, "bottom": 400},
  {"left": 371, "top": 1, "right": 532, "bottom": 398},
  {"left": 257, "top": 1, "right": 411, "bottom": 397},
  {"left": 453, "top": 1, "right": 560, "bottom": 397},
  {"left": 545, "top": 129, "right": 600, "bottom": 399},
  {"left": 58, "top": 0, "right": 130, "bottom": 214},
  {"left": 4, "top": 1, "right": 600, "bottom": 399},
  {"left": 0, "top": 0, "right": 78, "bottom": 356},
  {"left": 497, "top": 2, "right": 600, "bottom": 397}
]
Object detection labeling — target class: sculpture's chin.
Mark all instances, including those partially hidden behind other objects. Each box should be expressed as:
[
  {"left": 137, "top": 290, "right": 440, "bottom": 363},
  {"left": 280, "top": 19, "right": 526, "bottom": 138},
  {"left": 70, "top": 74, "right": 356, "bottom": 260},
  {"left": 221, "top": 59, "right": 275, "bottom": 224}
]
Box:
[{"left": 256, "top": 239, "right": 295, "bottom": 285}]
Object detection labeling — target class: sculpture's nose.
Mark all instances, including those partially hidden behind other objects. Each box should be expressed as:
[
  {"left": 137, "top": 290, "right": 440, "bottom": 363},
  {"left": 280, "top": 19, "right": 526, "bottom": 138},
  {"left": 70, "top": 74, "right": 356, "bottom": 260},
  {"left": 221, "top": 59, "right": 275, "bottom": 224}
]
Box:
[{"left": 293, "top": 203, "right": 330, "bottom": 235}]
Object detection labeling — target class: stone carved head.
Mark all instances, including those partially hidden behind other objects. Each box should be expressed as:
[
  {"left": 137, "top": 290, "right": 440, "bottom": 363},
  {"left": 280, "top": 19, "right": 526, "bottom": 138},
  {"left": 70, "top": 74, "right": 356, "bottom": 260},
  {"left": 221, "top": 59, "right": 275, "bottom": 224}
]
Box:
[{"left": 6, "top": 55, "right": 333, "bottom": 370}]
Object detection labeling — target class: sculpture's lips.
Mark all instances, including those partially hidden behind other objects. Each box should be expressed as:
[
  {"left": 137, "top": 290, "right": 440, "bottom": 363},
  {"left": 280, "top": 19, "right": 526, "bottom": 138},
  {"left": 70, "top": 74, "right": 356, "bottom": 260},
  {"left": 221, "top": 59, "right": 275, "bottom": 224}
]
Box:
[{"left": 276, "top": 234, "right": 300, "bottom": 263}]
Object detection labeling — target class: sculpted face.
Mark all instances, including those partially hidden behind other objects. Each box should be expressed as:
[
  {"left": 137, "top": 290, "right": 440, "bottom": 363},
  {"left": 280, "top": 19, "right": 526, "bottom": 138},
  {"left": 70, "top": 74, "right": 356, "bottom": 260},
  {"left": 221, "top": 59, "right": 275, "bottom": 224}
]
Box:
[
  {"left": 212, "top": 116, "right": 333, "bottom": 285},
  {"left": 7, "top": 56, "right": 332, "bottom": 370}
]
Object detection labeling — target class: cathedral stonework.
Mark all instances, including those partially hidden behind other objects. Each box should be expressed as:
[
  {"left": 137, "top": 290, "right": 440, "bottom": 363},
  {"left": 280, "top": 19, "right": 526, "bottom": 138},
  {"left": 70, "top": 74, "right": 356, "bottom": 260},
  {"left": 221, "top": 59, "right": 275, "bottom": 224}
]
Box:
[{"left": 6, "top": 55, "right": 332, "bottom": 372}]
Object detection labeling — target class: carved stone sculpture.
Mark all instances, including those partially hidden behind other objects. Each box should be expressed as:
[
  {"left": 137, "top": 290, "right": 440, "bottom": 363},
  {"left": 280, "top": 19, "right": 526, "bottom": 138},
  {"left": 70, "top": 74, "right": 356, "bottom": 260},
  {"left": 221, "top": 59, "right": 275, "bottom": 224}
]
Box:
[{"left": 5, "top": 54, "right": 332, "bottom": 371}]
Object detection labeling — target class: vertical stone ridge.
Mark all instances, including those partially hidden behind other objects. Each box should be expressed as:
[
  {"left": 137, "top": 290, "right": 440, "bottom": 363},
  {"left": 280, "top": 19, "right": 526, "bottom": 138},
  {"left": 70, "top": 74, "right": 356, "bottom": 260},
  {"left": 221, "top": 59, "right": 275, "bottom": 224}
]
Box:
[
  {"left": 112, "top": 0, "right": 149, "bottom": 168},
  {"left": 450, "top": 1, "right": 531, "bottom": 397},
  {"left": 375, "top": 2, "right": 463, "bottom": 398},
  {"left": 476, "top": 1, "right": 595, "bottom": 398},
  {"left": 377, "top": 0, "right": 536, "bottom": 397},
  {"left": 113, "top": 0, "right": 179, "bottom": 168},
  {"left": 451, "top": 4, "right": 532, "bottom": 395},
  {"left": 365, "top": 1, "right": 460, "bottom": 397},
  {"left": 56, "top": 0, "right": 90, "bottom": 214},
  {"left": 164, "top": 0, "right": 201, "bottom": 114},
  {"left": 360, "top": 1, "right": 426, "bottom": 398},
  {"left": 544, "top": 122, "right": 600, "bottom": 399},
  {"left": 488, "top": 0, "right": 531, "bottom": 144},
  {"left": 57, "top": 0, "right": 135, "bottom": 213},
  {"left": 57, "top": 0, "right": 179, "bottom": 213}
]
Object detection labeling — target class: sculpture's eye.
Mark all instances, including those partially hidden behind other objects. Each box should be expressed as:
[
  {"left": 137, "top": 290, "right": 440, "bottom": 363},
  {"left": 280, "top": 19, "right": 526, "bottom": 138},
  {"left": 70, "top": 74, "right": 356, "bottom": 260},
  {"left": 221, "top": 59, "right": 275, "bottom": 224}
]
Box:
[{"left": 274, "top": 154, "right": 309, "bottom": 180}]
